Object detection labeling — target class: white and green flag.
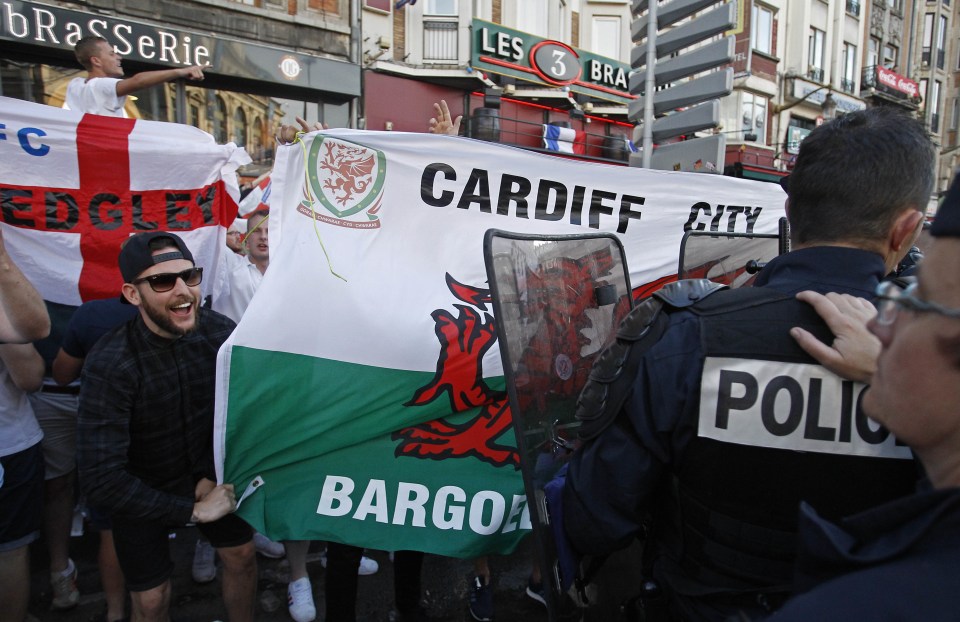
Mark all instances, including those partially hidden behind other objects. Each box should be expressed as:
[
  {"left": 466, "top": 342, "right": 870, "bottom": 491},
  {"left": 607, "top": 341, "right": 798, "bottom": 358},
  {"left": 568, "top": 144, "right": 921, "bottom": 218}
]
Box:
[{"left": 214, "top": 130, "right": 786, "bottom": 557}]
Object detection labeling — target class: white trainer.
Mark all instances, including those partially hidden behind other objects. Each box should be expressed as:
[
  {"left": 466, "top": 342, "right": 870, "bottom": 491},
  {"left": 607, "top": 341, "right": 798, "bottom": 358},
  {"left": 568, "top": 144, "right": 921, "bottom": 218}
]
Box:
[
  {"left": 358, "top": 555, "right": 379, "bottom": 576},
  {"left": 192, "top": 540, "right": 217, "bottom": 584},
  {"left": 254, "top": 532, "right": 286, "bottom": 559},
  {"left": 287, "top": 577, "right": 316, "bottom": 622},
  {"left": 50, "top": 558, "right": 79, "bottom": 610},
  {"left": 319, "top": 550, "right": 380, "bottom": 576}
]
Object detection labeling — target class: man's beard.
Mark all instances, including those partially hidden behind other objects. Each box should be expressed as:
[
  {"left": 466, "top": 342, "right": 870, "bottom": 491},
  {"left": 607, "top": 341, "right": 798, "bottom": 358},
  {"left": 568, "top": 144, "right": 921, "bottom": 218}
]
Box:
[{"left": 141, "top": 294, "right": 198, "bottom": 337}]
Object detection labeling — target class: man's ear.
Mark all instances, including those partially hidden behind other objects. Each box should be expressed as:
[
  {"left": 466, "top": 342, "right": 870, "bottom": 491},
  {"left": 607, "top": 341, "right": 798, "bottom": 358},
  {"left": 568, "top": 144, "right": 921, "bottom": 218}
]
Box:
[
  {"left": 121, "top": 283, "right": 141, "bottom": 306},
  {"left": 890, "top": 209, "right": 924, "bottom": 254}
]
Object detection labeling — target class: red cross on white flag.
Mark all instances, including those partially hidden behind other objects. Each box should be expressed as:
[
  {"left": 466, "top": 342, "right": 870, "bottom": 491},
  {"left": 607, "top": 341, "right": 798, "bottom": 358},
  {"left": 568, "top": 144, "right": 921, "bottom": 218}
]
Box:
[{"left": 0, "top": 96, "right": 249, "bottom": 306}]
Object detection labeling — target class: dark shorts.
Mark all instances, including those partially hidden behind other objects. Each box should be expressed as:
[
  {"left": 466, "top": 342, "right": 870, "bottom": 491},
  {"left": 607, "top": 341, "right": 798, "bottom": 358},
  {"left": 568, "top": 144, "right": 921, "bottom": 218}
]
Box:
[
  {"left": 112, "top": 512, "right": 253, "bottom": 592},
  {"left": 86, "top": 505, "right": 112, "bottom": 532},
  {"left": 0, "top": 442, "right": 45, "bottom": 551}
]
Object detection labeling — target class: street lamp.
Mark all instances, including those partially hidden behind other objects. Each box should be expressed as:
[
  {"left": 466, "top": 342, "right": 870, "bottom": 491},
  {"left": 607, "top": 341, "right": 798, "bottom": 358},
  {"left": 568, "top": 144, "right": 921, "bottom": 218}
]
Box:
[
  {"left": 821, "top": 92, "right": 838, "bottom": 121},
  {"left": 772, "top": 84, "right": 838, "bottom": 118}
]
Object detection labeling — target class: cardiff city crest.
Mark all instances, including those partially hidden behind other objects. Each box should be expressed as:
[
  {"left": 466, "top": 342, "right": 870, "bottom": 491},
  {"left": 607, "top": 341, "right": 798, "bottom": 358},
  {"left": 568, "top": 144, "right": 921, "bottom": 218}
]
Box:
[{"left": 299, "top": 136, "right": 387, "bottom": 229}]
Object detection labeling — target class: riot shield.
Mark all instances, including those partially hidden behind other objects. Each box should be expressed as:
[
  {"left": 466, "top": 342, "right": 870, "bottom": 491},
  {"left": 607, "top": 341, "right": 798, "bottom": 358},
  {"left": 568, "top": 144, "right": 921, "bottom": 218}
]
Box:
[
  {"left": 678, "top": 231, "right": 780, "bottom": 288},
  {"left": 483, "top": 230, "right": 634, "bottom": 621}
]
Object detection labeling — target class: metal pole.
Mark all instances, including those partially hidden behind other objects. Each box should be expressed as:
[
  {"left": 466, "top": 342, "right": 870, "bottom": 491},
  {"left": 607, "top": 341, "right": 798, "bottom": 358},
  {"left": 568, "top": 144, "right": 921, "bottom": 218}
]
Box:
[{"left": 641, "top": 0, "right": 658, "bottom": 168}]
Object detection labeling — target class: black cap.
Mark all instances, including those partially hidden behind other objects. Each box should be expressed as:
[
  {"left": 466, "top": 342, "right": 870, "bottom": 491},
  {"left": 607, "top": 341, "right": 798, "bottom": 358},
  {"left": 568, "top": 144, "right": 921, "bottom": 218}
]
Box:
[
  {"left": 932, "top": 173, "right": 960, "bottom": 237},
  {"left": 119, "top": 232, "right": 195, "bottom": 283}
]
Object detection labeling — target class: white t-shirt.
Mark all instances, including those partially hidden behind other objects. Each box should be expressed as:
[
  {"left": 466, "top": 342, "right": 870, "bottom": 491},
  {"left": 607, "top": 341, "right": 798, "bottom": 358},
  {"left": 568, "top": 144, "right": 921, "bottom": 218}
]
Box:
[
  {"left": 0, "top": 360, "right": 42, "bottom": 458},
  {"left": 213, "top": 253, "right": 264, "bottom": 323},
  {"left": 65, "top": 77, "right": 126, "bottom": 117}
]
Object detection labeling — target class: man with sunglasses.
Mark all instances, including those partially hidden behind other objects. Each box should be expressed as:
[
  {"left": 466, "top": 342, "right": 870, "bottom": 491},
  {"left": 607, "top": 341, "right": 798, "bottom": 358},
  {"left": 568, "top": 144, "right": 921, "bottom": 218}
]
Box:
[
  {"left": 762, "top": 177, "right": 960, "bottom": 620},
  {"left": 555, "top": 107, "right": 932, "bottom": 621},
  {"left": 77, "top": 231, "right": 257, "bottom": 622}
]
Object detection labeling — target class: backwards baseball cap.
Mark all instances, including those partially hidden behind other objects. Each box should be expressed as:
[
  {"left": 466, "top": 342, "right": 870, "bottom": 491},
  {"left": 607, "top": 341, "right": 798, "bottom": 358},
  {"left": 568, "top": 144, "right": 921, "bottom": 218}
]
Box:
[
  {"left": 932, "top": 173, "right": 960, "bottom": 238},
  {"left": 119, "top": 231, "right": 195, "bottom": 283}
]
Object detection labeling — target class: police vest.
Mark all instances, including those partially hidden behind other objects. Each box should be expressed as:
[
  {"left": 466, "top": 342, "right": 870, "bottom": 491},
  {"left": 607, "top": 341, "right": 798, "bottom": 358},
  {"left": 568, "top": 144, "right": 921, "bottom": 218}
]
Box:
[{"left": 652, "top": 286, "right": 918, "bottom": 595}]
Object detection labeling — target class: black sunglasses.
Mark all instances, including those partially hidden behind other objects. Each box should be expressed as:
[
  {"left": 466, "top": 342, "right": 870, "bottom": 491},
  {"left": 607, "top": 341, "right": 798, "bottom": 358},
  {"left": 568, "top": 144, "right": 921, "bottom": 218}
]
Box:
[{"left": 132, "top": 267, "right": 203, "bottom": 293}]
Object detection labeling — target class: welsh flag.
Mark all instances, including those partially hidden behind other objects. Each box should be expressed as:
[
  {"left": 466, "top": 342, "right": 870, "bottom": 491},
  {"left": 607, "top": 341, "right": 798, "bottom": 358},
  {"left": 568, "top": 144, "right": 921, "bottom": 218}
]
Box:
[
  {"left": 0, "top": 97, "right": 249, "bottom": 305},
  {"left": 214, "top": 130, "right": 786, "bottom": 557}
]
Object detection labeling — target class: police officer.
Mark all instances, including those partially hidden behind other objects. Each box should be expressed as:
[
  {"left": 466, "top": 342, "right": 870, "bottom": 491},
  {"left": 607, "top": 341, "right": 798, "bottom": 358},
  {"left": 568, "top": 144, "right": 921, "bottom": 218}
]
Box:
[{"left": 553, "top": 107, "right": 932, "bottom": 621}]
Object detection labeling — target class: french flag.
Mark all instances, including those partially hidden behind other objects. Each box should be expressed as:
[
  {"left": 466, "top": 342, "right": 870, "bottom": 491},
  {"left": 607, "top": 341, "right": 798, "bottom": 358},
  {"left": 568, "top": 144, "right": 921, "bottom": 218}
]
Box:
[{"left": 542, "top": 125, "right": 585, "bottom": 155}]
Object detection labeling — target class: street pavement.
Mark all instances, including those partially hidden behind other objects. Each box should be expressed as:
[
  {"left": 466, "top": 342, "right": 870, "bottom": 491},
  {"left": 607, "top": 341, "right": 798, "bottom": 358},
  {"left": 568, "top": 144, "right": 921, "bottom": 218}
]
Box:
[{"left": 26, "top": 524, "right": 551, "bottom": 622}]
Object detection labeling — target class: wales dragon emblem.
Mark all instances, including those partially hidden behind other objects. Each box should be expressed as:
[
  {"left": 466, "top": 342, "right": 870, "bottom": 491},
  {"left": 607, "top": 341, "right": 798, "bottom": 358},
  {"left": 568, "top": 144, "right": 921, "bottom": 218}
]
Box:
[{"left": 300, "top": 136, "right": 387, "bottom": 229}]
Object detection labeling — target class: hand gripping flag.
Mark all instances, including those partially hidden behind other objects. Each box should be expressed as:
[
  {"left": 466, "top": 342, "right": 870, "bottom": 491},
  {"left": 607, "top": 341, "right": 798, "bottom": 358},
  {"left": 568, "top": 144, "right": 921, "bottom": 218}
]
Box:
[
  {"left": 214, "top": 129, "right": 786, "bottom": 557},
  {"left": 0, "top": 96, "right": 249, "bottom": 306}
]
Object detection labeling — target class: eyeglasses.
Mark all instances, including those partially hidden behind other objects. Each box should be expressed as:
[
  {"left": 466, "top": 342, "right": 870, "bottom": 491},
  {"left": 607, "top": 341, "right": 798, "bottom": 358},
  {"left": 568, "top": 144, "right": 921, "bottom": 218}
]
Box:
[
  {"left": 874, "top": 280, "right": 960, "bottom": 325},
  {"left": 132, "top": 267, "right": 203, "bottom": 293}
]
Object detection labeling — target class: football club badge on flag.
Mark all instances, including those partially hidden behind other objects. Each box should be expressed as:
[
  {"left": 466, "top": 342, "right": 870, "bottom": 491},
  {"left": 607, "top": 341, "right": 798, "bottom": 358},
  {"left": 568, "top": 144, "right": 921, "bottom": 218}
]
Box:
[{"left": 299, "top": 137, "right": 387, "bottom": 229}]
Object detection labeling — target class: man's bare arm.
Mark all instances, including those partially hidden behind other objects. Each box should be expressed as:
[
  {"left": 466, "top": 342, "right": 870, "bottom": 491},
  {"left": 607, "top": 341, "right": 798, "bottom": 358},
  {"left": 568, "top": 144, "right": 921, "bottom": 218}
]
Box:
[
  {"left": 116, "top": 65, "right": 204, "bottom": 97},
  {"left": 0, "top": 228, "right": 50, "bottom": 343},
  {"left": 52, "top": 349, "right": 84, "bottom": 386},
  {"left": 0, "top": 344, "right": 45, "bottom": 392},
  {"left": 790, "top": 291, "right": 879, "bottom": 383}
]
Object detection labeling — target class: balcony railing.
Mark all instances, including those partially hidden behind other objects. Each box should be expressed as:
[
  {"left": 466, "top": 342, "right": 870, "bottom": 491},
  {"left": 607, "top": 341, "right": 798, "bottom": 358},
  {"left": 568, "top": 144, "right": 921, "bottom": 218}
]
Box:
[
  {"left": 463, "top": 109, "right": 633, "bottom": 165},
  {"left": 807, "top": 67, "right": 824, "bottom": 82},
  {"left": 841, "top": 78, "right": 856, "bottom": 93},
  {"left": 423, "top": 20, "right": 458, "bottom": 62}
]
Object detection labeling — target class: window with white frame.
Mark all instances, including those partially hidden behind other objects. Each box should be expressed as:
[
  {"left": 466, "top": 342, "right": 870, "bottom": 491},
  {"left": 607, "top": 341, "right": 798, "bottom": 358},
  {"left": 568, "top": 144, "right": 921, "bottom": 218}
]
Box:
[
  {"left": 931, "top": 80, "right": 941, "bottom": 132},
  {"left": 842, "top": 43, "right": 857, "bottom": 92},
  {"left": 426, "top": 0, "right": 458, "bottom": 15},
  {"left": 751, "top": 4, "right": 774, "bottom": 55},
  {"left": 472, "top": 0, "right": 491, "bottom": 19},
  {"left": 883, "top": 43, "right": 898, "bottom": 68},
  {"left": 591, "top": 16, "right": 621, "bottom": 59},
  {"left": 922, "top": 13, "right": 934, "bottom": 65},
  {"left": 808, "top": 28, "right": 825, "bottom": 80},
  {"left": 937, "top": 15, "right": 947, "bottom": 68},
  {"left": 741, "top": 92, "right": 767, "bottom": 142},
  {"left": 424, "top": 0, "right": 459, "bottom": 62},
  {"left": 868, "top": 37, "right": 879, "bottom": 67},
  {"left": 517, "top": 0, "right": 549, "bottom": 37},
  {"left": 951, "top": 97, "right": 959, "bottom": 131}
]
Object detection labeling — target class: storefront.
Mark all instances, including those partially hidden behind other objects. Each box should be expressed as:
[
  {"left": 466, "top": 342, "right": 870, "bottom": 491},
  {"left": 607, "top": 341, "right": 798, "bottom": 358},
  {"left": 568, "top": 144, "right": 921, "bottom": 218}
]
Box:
[{"left": 0, "top": 0, "right": 361, "bottom": 178}]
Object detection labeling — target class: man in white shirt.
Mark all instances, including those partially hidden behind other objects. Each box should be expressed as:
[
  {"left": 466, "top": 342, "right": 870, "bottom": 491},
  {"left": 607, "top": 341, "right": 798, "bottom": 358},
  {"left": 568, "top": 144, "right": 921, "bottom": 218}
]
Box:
[
  {"left": 66, "top": 36, "right": 205, "bottom": 117},
  {"left": 214, "top": 210, "right": 269, "bottom": 323}
]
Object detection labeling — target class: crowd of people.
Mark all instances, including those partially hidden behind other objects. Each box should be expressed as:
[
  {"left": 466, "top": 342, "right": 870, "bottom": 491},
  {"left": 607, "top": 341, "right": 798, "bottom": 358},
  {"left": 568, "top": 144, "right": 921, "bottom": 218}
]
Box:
[{"left": 1, "top": 35, "right": 959, "bottom": 622}]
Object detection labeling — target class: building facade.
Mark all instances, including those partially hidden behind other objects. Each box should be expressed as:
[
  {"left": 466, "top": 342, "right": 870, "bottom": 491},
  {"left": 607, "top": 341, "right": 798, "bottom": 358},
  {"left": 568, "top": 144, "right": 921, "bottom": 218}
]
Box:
[
  {"left": 0, "top": 0, "right": 361, "bottom": 179},
  {"left": 361, "top": 0, "right": 636, "bottom": 164}
]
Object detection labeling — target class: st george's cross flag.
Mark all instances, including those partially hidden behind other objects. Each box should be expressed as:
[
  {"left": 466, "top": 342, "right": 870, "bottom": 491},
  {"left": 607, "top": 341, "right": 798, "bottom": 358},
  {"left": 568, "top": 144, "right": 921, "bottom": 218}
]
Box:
[
  {"left": 239, "top": 173, "right": 271, "bottom": 217},
  {"left": 0, "top": 96, "right": 249, "bottom": 306},
  {"left": 214, "top": 129, "right": 787, "bottom": 558}
]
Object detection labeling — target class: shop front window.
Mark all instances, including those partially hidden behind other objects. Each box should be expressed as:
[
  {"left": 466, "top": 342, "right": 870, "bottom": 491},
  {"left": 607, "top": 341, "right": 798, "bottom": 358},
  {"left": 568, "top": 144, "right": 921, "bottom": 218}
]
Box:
[
  {"left": 234, "top": 107, "right": 248, "bottom": 148},
  {"left": 212, "top": 96, "right": 228, "bottom": 143},
  {"left": 0, "top": 57, "right": 317, "bottom": 176}
]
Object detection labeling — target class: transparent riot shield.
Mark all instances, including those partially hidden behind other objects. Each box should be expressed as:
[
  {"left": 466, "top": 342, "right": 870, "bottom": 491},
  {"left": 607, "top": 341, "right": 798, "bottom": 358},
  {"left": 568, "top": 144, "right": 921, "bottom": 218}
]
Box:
[
  {"left": 483, "top": 230, "right": 634, "bottom": 621},
  {"left": 678, "top": 231, "right": 780, "bottom": 288}
]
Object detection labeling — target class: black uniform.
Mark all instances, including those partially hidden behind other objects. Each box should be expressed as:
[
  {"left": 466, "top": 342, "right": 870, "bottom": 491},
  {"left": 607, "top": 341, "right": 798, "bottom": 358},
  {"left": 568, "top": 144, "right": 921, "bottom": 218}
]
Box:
[{"left": 559, "top": 247, "right": 919, "bottom": 621}]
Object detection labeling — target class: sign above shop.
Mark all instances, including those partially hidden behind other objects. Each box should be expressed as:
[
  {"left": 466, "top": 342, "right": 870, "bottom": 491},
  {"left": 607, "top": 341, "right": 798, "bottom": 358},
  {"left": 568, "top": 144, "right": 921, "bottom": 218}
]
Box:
[
  {"left": 0, "top": 0, "right": 359, "bottom": 97},
  {"left": 471, "top": 19, "right": 633, "bottom": 105},
  {"left": 875, "top": 66, "right": 919, "bottom": 99}
]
